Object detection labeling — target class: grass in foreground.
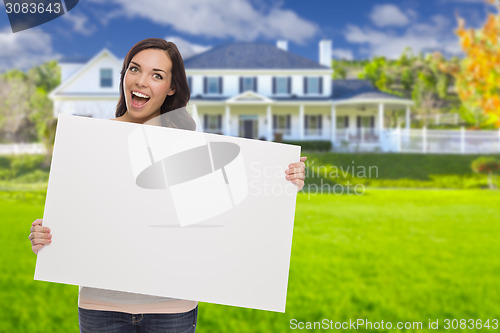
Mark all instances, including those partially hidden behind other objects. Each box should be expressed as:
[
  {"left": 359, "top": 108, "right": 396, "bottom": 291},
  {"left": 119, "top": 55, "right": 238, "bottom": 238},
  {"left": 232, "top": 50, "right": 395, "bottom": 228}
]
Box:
[{"left": 1, "top": 189, "right": 499, "bottom": 332}]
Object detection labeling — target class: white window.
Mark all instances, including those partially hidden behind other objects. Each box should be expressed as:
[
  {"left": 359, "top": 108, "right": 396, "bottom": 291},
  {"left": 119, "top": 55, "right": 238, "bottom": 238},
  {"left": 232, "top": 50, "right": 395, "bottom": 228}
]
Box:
[
  {"left": 100, "top": 68, "right": 112, "bottom": 87},
  {"left": 305, "top": 115, "right": 322, "bottom": 136},
  {"left": 273, "top": 115, "right": 291, "bottom": 135},
  {"left": 204, "top": 115, "right": 222, "bottom": 133},
  {"left": 241, "top": 77, "right": 255, "bottom": 92},
  {"left": 336, "top": 116, "right": 349, "bottom": 129},
  {"left": 306, "top": 77, "right": 319, "bottom": 94},
  {"left": 276, "top": 77, "right": 288, "bottom": 94},
  {"left": 207, "top": 77, "right": 219, "bottom": 94}
]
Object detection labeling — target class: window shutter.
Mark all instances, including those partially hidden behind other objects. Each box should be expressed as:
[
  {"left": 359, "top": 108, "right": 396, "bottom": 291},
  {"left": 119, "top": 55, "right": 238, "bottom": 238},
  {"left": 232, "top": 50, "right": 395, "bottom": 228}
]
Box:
[
  {"left": 217, "top": 115, "right": 222, "bottom": 130},
  {"left": 203, "top": 77, "right": 207, "bottom": 94},
  {"left": 318, "top": 115, "right": 322, "bottom": 129},
  {"left": 305, "top": 115, "right": 309, "bottom": 129},
  {"left": 370, "top": 116, "right": 375, "bottom": 128},
  {"left": 253, "top": 77, "right": 257, "bottom": 92},
  {"left": 239, "top": 77, "right": 243, "bottom": 93},
  {"left": 319, "top": 77, "right": 323, "bottom": 94},
  {"left": 303, "top": 77, "right": 308, "bottom": 94},
  {"left": 286, "top": 115, "right": 291, "bottom": 130},
  {"left": 272, "top": 77, "right": 276, "bottom": 94},
  {"left": 188, "top": 77, "right": 192, "bottom": 95},
  {"left": 273, "top": 115, "right": 277, "bottom": 130},
  {"left": 218, "top": 77, "right": 223, "bottom": 94},
  {"left": 345, "top": 116, "right": 349, "bottom": 128},
  {"left": 203, "top": 114, "right": 208, "bottom": 129},
  {"left": 357, "top": 116, "right": 361, "bottom": 128},
  {"left": 287, "top": 77, "right": 291, "bottom": 94}
]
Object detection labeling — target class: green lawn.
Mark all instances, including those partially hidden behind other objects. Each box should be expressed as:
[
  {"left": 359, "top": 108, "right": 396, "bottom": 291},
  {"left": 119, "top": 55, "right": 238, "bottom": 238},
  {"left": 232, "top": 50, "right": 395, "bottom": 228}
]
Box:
[
  {"left": 2, "top": 189, "right": 500, "bottom": 332},
  {"left": 304, "top": 153, "right": 500, "bottom": 180}
]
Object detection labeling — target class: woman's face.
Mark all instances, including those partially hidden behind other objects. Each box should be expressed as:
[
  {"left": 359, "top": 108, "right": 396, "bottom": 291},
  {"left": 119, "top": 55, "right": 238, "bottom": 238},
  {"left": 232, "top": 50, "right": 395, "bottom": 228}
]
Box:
[{"left": 123, "top": 48, "right": 176, "bottom": 123}]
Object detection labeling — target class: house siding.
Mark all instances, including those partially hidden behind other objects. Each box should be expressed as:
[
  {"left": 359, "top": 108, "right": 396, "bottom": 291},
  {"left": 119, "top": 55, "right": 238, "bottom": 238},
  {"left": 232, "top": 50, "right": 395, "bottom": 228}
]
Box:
[{"left": 62, "top": 57, "right": 120, "bottom": 94}]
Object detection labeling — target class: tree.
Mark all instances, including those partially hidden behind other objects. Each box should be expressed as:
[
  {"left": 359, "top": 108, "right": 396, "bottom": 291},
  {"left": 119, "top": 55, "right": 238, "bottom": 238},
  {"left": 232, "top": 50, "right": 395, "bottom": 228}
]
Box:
[
  {"left": 28, "top": 60, "right": 60, "bottom": 92},
  {"left": 27, "top": 61, "right": 60, "bottom": 150},
  {"left": 0, "top": 71, "right": 36, "bottom": 142},
  {"left": 472, "top": 156, "right": 500, "bottom": 189},
  {"left": 400, "top": 67, "right": 414, "bottom": 91},
  {"left": 0, "top": 61, "right": 60, "bottom": 144},
  {"left": 437, "top": 0, "right": 500, "bottom": 127},
  {"left": 331, "top": 60, "right": 347, "bottom": 79},
  {"left": 358, "top": 56, "right": 394, "bottom": 92}
]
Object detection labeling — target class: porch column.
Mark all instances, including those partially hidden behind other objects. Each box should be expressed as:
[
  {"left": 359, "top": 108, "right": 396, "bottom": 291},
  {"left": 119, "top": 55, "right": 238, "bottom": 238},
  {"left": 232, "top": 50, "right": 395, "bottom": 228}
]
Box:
[
  {"left": 378, "top": 103, "right": 384, "bottom": 134},
  {"left": 266, "top": 105, "right": 272, "bottom": 141},
  {"left": 299, "top": 104, "right": 304, "bottom": 140},
  {"left": 405, "top": 105, "right": 411, "bottom": 133},
  {"left": 330, "top": 105, "right": 336, "bottom": 145},
  {"left": 225, "top": 105, "right": 231, "bottom": 136}
]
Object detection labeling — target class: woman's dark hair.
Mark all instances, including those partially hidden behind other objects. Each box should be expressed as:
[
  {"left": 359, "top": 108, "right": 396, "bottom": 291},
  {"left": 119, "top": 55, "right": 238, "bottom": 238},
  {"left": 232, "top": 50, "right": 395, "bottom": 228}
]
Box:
[{"left": 115, "top": 38, "right": 191, "bottom": 118}]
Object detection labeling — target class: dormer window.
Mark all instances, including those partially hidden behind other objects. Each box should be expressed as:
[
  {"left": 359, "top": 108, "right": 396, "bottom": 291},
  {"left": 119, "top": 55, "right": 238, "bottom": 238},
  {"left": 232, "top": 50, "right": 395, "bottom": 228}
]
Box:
[{"left": 100, "top": 68, "right": 113, "bottom": 88}]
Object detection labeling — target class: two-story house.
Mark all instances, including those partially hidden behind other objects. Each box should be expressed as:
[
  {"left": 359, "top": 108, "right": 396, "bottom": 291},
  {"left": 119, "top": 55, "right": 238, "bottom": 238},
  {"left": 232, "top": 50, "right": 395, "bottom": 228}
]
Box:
[{"left": 49, "top": 40, "right": 413, "bottom": 151}]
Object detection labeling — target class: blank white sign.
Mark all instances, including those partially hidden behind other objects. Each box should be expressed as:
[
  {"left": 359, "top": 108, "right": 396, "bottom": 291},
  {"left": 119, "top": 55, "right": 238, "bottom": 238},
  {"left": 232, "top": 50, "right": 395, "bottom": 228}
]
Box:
[{"left": 35, "top": 115, "right": 301, "bottom": 312}]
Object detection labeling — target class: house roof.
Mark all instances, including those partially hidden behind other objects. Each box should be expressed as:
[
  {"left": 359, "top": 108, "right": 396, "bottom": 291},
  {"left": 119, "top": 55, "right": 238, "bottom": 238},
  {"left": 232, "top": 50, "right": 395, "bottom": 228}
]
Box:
[
  {"left": 59, "top": 56, "right": 90, "bottom": 64},
  {"left": 331, "top": 79, "right": 408, "bottom": 102},
  {"left": 50, "top": 49, "right": 122, "bottom": 99},
  {"left": 184, "top": 42, "right": 329, "bottom": 70}
]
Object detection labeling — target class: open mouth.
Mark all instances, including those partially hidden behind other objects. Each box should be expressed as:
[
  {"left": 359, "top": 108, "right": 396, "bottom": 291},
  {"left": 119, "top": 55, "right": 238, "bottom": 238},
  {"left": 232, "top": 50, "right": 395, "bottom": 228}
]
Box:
[{"left": 131, "top": 91, "right": 150, "bottom": 108}]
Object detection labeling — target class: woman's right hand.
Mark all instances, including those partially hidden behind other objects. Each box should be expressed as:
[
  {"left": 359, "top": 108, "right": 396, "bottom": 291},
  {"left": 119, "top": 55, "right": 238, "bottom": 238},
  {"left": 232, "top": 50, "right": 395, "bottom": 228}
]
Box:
[{"left": 29, "top": 219, "right": 52, "bottom": 255}]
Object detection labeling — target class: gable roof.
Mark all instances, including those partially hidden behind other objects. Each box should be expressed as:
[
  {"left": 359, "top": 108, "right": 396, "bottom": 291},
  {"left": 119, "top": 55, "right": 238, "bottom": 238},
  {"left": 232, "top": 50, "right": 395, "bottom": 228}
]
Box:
[
  {"left": 59, "top": 56, "right": 90, "bottom": 64},
  {"left": 226, "top": 91, "right": 274, "bottom": 104},
  {"left": 50, "top": 48, "right": 121, "bottom": 98},
  {"left": 184, "top": 42, "right": 329, "bottom": 70}
]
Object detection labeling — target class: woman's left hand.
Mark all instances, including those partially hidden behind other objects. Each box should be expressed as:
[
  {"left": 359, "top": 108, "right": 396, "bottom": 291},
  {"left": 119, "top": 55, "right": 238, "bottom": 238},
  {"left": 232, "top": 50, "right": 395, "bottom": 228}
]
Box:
[{"left": 286, "top": 156, "right": 307, "bottom": 191}]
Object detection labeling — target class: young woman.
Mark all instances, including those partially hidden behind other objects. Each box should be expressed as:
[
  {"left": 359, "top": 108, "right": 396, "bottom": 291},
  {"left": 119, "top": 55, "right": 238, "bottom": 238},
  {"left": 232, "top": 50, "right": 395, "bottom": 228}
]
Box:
[{"left": 29, "top": 38, "right": 307, "bottom": 332}]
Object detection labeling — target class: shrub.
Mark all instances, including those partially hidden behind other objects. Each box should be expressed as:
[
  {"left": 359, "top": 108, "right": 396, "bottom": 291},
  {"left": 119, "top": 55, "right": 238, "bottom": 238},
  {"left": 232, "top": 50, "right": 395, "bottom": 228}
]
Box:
[
  {"left": 471, "top": 156, "right": 500, "bottom": 189},
  {"left": 9, "top": 155, "right": 48, "bottom": 178},
  {"left": 14, "top": 170, "right": 50, "bottom": 183},
  {"left": 282, "top": 140, "right": 332, "bottom": 151}
]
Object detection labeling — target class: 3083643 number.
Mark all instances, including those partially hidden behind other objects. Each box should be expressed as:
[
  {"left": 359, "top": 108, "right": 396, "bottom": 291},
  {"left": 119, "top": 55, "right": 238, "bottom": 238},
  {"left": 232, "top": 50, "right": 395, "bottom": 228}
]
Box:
[
  {"left": 443, "top": 319, "right": 498, "bottom": 330},
  {"left": 5, "top": 2, "right": 61, "bottom": 14}
]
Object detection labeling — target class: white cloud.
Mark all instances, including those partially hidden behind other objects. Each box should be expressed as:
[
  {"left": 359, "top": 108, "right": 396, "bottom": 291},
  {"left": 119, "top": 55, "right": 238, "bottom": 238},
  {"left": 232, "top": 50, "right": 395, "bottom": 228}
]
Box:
[
  {"left": 331, "top": 49, "right": 354, "bottom": 60},
  {"left": 88, "top": 0, "right": 318, "bottom": 44},
  {"left": 370, "top": 4, "right": 410, "bottom": 27},
  {"left": 0, "top": 27, "right": 59, "bottom": 72},
  {"left": 406, "top": 9, "right": 419, "bottom": 21},
  {"left": 345, "top": 14, "right": 462, "bottom": 59},
  {"left": 62, "top": 12, "right": 97, "bottom": 36},
  {"left": 165, "top": 36, "right": 211, "bottom": 59}
]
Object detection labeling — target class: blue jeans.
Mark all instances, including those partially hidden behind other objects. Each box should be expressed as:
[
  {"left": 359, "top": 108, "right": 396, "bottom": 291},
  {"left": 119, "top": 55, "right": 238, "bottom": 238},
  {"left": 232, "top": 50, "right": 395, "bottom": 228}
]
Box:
[{"left": 78, "top": 306, "right": 197, "bottom": 333}]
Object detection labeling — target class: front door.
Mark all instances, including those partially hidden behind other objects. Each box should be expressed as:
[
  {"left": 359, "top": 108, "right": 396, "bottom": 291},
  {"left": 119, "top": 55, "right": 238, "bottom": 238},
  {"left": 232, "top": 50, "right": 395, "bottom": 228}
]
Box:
[
  {"left": 239, "top": 115, "right": 258, "bottom": 139},
  {"left": 243, "top": 120, "right": 254, "bottom": 138}
]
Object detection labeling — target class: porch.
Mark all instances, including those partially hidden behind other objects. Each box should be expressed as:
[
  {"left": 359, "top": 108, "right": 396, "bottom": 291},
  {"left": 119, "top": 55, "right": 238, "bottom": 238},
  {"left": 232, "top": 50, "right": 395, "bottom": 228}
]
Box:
[{"left": 193, "top": 91, "right": 412, "bottom": 152}]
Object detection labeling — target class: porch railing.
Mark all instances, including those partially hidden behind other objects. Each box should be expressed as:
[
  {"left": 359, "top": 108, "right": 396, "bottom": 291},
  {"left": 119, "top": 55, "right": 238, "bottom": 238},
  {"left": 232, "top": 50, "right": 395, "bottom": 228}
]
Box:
[
  {"left": 332, "top": 127, "right": 500, "bottom": 154},
  {"left": 385, "top": 127, "right": 500, "bottom": 154},
  {"left": 0, "top": 143, "right": 47, "bottom": 155}
]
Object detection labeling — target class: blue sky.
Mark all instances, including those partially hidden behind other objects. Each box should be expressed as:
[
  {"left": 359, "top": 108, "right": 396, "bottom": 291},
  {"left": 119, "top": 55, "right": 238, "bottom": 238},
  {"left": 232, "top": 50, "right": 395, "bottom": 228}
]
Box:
[{"left": 0, "top": 0, "right": 497, "bottom": 71}]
